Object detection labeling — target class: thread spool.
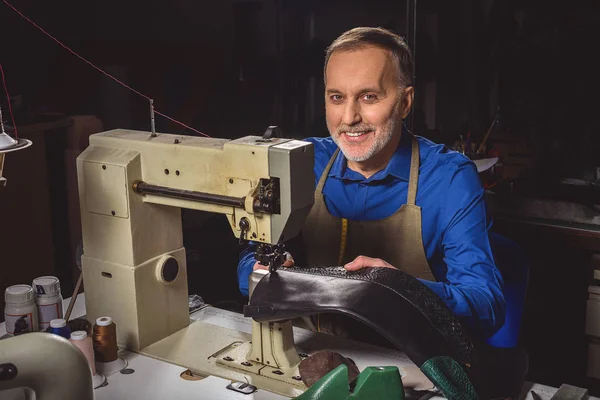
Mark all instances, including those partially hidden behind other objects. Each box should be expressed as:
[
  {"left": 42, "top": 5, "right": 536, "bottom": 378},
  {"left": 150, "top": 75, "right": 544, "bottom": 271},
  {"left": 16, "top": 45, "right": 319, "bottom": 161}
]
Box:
[
  {"left": 92, "top": 316, "right": 127, "bottom": 375},
  {"left": 93, "top": 316, "right": 118, "bottom": 362},
  {"left": 70, "top": 330, "right": 97, "bottom": 375},
  {"left": 70, "top": 330, "right": 106, "bottom": 389},
  {"left": 46, "top": 318, "right": 71, "bottom": 339}
]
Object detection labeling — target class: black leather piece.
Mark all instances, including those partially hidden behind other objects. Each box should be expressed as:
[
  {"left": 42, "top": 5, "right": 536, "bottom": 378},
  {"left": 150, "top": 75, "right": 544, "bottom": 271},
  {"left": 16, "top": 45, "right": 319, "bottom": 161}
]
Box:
[
  {"left": 244, "top": 266, "right": 528, "bottom": 399},
  {"left": 245, "top": 267, "right": 474, "bottom": 366}
]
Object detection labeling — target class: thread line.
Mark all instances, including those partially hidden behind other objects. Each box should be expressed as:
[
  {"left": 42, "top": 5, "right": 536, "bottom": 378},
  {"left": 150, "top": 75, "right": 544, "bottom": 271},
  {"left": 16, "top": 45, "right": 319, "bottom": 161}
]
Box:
[
  {"left": 0, "top": 63, "right": 18, "bottom": 138},
  {"left": 2, "top": 0, "right": 210, "bottom": 138}
]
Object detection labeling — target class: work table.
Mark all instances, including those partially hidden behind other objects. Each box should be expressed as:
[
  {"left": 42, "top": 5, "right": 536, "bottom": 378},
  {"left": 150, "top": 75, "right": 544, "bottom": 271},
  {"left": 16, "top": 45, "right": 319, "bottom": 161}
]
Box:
[{"left": 0, "top": 294, "right": 586, "bottom": 399}]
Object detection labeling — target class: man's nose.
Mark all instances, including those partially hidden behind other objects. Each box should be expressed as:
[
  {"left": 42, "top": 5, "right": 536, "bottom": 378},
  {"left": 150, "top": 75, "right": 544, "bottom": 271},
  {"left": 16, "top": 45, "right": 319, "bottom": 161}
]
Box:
[{"left": 342, "top": 100, "right": 361, "bottom": 126}]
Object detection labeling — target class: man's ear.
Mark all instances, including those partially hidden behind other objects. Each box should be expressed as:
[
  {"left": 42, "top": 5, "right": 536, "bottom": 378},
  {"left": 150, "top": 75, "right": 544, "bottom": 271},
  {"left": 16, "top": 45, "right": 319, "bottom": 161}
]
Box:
[{"left": 401, "top": 86, "right": 415, "bottom": 119}]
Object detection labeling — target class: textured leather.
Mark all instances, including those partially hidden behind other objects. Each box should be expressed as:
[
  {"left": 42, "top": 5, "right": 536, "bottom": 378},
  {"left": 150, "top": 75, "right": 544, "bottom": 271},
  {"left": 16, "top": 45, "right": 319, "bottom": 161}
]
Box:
[{"left": 244, "top": 267, "right": 528, "bottom": 399}]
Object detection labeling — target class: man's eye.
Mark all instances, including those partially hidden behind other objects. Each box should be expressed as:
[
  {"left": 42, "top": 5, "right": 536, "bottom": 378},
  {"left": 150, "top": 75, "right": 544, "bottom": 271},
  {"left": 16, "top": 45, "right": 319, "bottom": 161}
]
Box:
[
  {"left": 330, "top": 95, "right": 343, "bottom": 102},
  {"left": 362, "top": 94, "right": 377, "bottom": 101}
]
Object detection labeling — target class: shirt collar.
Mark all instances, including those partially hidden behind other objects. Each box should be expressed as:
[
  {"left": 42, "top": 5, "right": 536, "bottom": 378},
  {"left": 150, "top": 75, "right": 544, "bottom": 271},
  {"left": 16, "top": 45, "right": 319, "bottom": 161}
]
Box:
[{"left": 329, "top": 130, "right": 414, "bottom": 182}]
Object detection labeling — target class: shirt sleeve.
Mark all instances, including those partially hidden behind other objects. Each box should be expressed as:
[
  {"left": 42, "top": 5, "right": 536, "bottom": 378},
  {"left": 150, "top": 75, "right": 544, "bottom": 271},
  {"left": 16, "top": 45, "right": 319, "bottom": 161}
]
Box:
[
  {"left": 237, "top": 243, "right": 257, "bottom": 297},
  {"left": 419, "top": 161, "right": 506, "bottom": 339}
]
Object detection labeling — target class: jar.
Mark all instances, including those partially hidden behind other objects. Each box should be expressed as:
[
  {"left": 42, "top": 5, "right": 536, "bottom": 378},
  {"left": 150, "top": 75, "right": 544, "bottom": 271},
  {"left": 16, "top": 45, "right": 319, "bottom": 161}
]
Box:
[
  {"left": 32, "top": 276, "right": 63, "bottom": 331},
  {"left": 46, "top": 318, "right": 71, "bottom": 339},
  {"left": 4, "top": 284, "right": 39, "bottom": 336}
]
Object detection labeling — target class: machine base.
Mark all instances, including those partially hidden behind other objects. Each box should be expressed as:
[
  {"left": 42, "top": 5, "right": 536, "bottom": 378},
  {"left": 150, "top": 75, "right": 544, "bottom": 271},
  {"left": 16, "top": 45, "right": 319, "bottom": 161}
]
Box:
[
  {"left": 138, "top": 320, "right": 306, "bottom": 398},
  {"left": 135, "top": 307, "right": 439, "bottom": 397}
]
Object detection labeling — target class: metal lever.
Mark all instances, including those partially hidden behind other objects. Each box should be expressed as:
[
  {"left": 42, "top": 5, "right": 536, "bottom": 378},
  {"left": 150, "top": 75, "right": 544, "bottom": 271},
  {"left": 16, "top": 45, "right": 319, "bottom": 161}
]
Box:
[{"left": 239, "top": 217, "right": 250, "bottom": 245}]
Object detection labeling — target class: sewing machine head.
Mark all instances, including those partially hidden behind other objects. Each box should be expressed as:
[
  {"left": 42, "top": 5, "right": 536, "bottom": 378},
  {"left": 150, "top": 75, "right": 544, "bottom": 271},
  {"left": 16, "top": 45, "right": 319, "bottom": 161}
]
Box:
[{"left": 77, "top": 127, "right": 314, "bottom": 350}]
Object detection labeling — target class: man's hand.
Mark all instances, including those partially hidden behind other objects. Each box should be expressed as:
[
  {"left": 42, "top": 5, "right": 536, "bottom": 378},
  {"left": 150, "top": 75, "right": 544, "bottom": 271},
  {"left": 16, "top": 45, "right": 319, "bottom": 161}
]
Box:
[
  {"left": 253, "top": 252, "right": 295, "bottom": 271},
  {"left": 344, "top": 255, "right": 395, "bottom": 271}
]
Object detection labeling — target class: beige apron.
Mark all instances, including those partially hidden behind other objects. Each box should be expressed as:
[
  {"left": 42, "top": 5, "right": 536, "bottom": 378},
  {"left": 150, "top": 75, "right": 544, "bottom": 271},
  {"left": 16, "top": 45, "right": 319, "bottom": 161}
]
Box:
[{"left": 300, "top": 135, "right": 436, "bottom": 335}]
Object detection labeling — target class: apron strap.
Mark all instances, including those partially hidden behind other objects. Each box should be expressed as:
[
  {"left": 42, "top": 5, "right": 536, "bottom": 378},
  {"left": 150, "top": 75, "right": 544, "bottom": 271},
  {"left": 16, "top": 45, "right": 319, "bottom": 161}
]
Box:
[
  {"left": 407, "top": 136, "right": 420, "bottom": 206},
  {"left": 316, "top": 148, "right": 340, "bottom": 194}
]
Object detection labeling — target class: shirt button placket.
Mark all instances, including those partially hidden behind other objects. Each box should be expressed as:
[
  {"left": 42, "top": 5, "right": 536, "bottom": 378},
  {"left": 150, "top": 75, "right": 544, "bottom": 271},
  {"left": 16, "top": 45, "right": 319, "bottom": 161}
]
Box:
[{"left": 356, "top": 182, "right": 368, "bottom": 218}]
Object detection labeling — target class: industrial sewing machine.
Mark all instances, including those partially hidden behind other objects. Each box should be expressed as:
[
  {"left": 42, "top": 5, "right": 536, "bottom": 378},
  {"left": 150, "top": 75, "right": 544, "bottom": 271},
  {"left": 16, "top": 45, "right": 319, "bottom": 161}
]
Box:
[{"left": 77, "top": 126, "right": 315, "bottom": 397}]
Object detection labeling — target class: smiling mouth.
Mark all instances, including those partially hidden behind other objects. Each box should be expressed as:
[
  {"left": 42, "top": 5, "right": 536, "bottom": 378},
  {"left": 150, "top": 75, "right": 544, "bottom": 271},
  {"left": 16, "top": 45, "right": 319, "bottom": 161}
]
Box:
[{"left": 343, "top": 130, "right": 374, "bottom": 138}]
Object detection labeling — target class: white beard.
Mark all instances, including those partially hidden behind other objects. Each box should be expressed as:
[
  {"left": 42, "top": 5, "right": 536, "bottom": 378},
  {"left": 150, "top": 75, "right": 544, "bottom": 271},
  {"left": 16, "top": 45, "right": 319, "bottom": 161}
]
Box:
[{"left": 330, "top": 102, "right": 402, "bottom": 162}]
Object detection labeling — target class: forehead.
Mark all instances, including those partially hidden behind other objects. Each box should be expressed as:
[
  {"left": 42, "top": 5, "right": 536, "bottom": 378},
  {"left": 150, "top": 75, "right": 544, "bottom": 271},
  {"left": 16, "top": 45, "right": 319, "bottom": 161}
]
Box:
[{"left": 326, "top": 46, "right": 397, "bottom": 91}]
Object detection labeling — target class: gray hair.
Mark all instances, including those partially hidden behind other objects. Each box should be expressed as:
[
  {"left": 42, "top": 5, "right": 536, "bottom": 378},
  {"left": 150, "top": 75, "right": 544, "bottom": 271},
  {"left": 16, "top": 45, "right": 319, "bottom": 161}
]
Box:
[{"left": 324, "top": 27, "right": 414, "bottom": 89}]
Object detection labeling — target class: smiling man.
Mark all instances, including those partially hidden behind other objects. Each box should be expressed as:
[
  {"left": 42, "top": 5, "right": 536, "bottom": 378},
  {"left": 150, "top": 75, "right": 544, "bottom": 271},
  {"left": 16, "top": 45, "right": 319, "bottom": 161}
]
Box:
[{"left": 238, "top": 27, "right": 506, "bottom": 343}]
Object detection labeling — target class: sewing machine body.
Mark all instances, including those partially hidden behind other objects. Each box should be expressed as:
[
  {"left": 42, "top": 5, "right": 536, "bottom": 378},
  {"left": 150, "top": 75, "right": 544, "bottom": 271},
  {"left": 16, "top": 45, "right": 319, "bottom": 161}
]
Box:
[{"left": 76, "top": 129, "right": 313, "bottom": 395}]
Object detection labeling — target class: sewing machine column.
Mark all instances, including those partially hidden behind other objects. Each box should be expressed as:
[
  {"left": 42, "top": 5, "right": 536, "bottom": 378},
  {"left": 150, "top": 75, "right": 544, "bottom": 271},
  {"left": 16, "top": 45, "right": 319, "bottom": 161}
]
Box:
[{"left": 77, "top": 146, "right": 189, "bottom": 351}]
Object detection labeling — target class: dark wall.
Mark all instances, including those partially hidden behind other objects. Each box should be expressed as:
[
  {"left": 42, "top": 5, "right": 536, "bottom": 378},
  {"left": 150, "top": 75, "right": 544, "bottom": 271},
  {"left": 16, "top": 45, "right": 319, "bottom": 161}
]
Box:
[{"left": 2, "top": 0, "right": 600, "bottom": 391}]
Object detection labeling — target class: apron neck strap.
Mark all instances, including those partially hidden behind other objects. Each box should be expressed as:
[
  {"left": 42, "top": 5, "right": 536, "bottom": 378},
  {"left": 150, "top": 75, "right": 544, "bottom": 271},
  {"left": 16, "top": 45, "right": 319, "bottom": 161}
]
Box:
[
  {"left": 316, "top": 148, "right": 339, "bottom": 194},
  {"left": 407, "top": 136, "right": 420, "bottom": 205}
]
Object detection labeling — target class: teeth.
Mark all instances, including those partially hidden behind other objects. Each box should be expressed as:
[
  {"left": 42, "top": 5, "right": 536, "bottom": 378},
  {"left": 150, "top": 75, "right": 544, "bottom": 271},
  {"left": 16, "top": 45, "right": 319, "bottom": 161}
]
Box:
[{"left": 345, "top": 131, "right": 367, "bottom": 137}]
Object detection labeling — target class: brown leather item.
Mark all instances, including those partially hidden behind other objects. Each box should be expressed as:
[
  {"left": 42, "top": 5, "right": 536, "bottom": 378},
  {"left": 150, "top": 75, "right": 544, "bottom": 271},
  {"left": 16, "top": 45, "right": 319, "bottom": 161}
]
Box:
[
  {"left": 301, "top": 135, "right": 435, "bottom": 281},
  {"left": 298, "top": 351, "right": 360, "bottom": 387}
]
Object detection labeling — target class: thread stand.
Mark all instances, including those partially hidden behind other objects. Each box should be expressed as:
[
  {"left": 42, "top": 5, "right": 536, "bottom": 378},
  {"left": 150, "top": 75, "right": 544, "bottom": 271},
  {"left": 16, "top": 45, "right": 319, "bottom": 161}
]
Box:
[
  {"left": 96, "top": 356, "right": 128, "bottom": 375},
  {"left": 93, "top": 372, "right": 107, "bottom": 389},
  {"left": 149, "top": 99, "right": 157, "bottom": 137}
]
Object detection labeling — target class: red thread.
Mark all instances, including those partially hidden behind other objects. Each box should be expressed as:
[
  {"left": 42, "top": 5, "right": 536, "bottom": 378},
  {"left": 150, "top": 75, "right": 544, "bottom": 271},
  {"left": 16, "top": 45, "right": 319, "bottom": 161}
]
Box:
[
  {"left": 2, "top": 0, "right": 210, "bottom": 138},
  {"left": 0, "top": 63, "right": 18, "bottom": 139}
]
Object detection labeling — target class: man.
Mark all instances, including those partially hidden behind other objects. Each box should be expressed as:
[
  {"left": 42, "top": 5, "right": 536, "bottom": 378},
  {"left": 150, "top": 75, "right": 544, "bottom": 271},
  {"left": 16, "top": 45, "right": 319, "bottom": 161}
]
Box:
[{"left": 238, "top": 27, "right": 506, "bottom": 341}]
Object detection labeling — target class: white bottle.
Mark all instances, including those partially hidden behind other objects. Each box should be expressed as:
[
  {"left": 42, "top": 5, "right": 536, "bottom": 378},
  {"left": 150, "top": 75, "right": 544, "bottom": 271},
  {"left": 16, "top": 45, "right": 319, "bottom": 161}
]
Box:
[
  {"left": 4, "top": 285, "right": 39, "bottom": 336},
  {"left": 32, "top": 276, "right": 63, "bottom": 331}
]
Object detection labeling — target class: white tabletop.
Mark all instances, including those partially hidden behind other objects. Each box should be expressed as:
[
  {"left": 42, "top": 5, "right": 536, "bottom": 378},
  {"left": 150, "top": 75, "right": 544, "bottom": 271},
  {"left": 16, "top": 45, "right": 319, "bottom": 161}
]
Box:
[{"left": 0, "top": 294, "right": 579, "bottom": 400}]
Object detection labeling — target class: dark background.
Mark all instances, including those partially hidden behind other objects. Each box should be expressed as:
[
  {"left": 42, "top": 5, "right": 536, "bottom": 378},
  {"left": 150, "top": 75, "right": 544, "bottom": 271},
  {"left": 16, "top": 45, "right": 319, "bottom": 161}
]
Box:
[{"left": 2, "top": 0, "right": 600, "bottom": 393}]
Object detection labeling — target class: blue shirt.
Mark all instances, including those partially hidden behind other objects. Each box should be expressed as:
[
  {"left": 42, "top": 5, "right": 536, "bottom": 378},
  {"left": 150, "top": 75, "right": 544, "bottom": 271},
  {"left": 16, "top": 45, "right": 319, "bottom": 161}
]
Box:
[{"left": 238, "top": 132, "right": 506, "bottom": 339}]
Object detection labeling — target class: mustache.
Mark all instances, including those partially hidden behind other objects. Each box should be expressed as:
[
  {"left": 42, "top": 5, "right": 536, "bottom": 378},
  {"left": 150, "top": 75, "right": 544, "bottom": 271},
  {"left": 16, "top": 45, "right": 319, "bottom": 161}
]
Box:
[{"left": 335, "top": 124, "right": 376, "bottom": 135}]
